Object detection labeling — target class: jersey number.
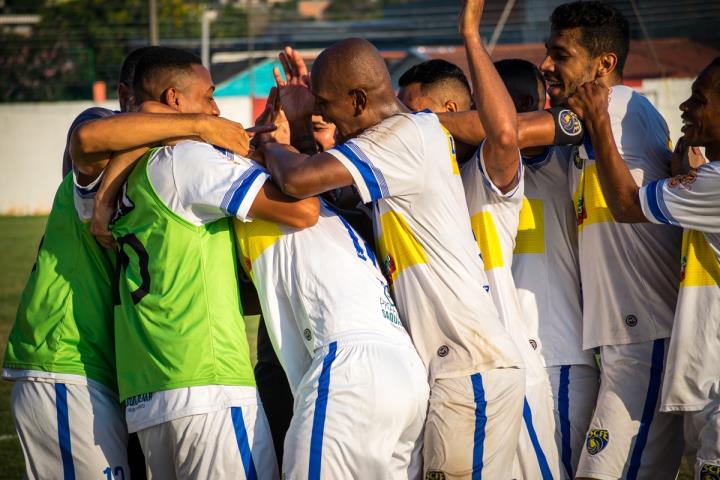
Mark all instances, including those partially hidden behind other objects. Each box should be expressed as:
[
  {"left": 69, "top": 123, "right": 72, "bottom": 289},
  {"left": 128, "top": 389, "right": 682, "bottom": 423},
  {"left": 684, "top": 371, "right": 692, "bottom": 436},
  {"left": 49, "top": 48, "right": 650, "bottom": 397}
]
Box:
[{"left": 116, "top": 233, "right": 151, "bottom": 305}]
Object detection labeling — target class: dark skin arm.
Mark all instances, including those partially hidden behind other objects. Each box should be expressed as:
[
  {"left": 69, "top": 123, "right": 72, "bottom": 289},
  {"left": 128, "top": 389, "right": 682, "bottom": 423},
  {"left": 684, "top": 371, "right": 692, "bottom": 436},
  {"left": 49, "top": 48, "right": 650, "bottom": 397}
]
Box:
[
  {"left": 260, "top": 143, "right": 353, "bottom": 199},
  {"left": 460, "top": 0, "right": 519, "bottom": 193},
  {"left": 567, "top": 82, "right": 647, "bottom": 223},
  {"left": 438, "top": 109, "right": 560, "bottom": 152}
]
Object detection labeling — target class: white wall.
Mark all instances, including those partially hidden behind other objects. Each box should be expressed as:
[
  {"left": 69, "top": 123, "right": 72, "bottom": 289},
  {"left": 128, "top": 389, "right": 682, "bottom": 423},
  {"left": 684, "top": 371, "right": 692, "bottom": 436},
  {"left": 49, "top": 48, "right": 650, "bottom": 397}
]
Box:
[
  {"left": 0, "top": 97, "right": 254, "bottom": 215},
  {"left": 0, "top": 80, "right": 693, "bottom": 215}
]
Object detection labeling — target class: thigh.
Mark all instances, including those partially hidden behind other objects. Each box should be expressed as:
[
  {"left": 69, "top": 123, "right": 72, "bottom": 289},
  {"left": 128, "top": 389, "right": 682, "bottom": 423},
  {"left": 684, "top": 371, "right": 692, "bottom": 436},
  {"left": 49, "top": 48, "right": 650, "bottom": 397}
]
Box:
[
  {"left": 12, "top": 380, "right": 129, "bottom": 480},
  {"left": 577, "top": 341, "right": 683, "bottom": 480},
  {"left": 423, "top": 368, "right": 525, "bottom": 480},
  {"left": 139, "top": 403, "right": 277, "bottom": 480},
  {"left": 548, "top": 365, "right": 599, "bottom": 479},
  {"left": 516, "top": 377, "right": 560, "bottom": 480},
  {"left": 690, "top": 400, "right": 720, "bottom": 479}
]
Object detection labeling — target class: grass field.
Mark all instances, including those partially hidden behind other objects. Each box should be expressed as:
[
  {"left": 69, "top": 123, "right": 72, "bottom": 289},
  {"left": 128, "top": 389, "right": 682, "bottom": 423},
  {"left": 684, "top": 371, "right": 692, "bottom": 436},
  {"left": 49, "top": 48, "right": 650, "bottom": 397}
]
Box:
[{"left": 0, "top": 216, "right": 693, "bottom": 479}]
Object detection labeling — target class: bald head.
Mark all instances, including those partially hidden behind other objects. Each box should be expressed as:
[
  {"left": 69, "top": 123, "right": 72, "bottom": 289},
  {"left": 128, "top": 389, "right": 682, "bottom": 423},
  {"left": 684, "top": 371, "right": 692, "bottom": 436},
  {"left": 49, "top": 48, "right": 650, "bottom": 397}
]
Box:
[
  {"left": 311, "top": 38, "right": 395, "bottom": 100},
  {"left": 310, "top": 38, "right": 405, "bottom": 141}
]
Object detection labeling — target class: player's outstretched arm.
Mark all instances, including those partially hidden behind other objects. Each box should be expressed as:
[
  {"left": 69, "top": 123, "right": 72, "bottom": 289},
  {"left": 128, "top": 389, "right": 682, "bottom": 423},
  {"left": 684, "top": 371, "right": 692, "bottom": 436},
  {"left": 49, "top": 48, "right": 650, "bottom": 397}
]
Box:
[
  {"left": 261, "top": 143, "right": 354, "bottom": 199},
  {"left": 249, "top": 181, "right": 320, "bottom": 229},
  {"left": 70, "top": 112, "right": 254, "bottom": 179},
  {"left": 568, "top": 82, "right": 647, "bottom": 223},
  {"left": 460, "top": 0, "right": 519, "bottom": 193}
]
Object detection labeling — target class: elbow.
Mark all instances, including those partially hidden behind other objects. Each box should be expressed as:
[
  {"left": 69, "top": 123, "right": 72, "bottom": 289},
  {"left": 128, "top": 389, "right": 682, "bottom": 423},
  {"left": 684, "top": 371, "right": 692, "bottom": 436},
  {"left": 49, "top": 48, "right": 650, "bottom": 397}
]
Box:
[
  {"left": 494, "top": 124, "right": 518, "bottom": 151},
  {"left": 278, "top": 168, "right": 313, "bottom": 199},
  {"left": 287, "top": 198, "right": 320, "bottom": 229},
  {"left": 73, "top": 122, "right": 96, "bottom": 154}
]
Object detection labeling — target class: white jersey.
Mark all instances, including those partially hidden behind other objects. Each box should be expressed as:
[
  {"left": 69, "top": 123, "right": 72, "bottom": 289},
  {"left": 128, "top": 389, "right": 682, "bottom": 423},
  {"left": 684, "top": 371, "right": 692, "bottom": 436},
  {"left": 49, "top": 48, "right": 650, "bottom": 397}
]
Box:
[
  {"left": 233, "top": 200, "right": 413, "bottom": 393},
  {"left": 512, "top": 147, "right": 593, "bottom": 367},
  {"left": 122, "top": 140, "right": 270, "bottom": 432},
  {"left": 328, "top": 111, "right": 522, "bottom": 381},
  {"left": 568, "top": 85, "right": 682, "bottom": 348},
  {"left": 460, "top": 144, "right": 550, "bottom": 386},
  {"left": 639, "top": 162, "right": 720, "bottom": 412}
]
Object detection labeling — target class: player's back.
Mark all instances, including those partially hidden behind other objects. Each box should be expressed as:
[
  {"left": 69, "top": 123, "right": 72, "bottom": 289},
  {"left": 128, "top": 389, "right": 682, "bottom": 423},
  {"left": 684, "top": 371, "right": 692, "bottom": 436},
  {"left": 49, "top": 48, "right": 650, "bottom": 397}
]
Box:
[
  {"left": 234, "top": 200, "right": 412, "bottom": 389},
  {"left": 570, "top": 86, "right": 682, "bottom": 349},
  {"left": 331, "top": 111, "right": 523, "bottom": 380}
]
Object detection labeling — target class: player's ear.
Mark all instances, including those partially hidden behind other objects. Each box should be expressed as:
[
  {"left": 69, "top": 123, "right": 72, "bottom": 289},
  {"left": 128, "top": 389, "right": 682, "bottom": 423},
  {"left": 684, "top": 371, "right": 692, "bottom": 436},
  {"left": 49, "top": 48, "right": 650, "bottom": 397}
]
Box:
[
  {"left": 162, "top": 87, "right": 182, "bottom": 111},
  {"left": 445, "top": 100, "right": 459, "bottom": 113},
  {"left": 351, "top": 88, "right": 367, "bottom": 116},
  {"left": 597, "top": 52, "right": 618, "bottom": 78}
]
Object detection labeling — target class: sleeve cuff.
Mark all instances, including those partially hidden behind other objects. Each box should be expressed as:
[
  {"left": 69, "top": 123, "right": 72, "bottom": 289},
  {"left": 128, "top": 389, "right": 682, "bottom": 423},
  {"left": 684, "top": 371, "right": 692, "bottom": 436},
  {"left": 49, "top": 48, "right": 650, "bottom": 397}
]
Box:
[
  {"left": 639, "top": 179, "right": 676, "bottom": 225},
  {"left": 220, "top": 165, "right": 270, "bottom": 222},
  {"left": 477, "top": 140, "right": 524, "bottom": 199},
  {"left": 73, "top": 168, "right": 104, "bottom": 198},
  {"left": 327, "top": 142, "right": 388, "bottom": 203}
]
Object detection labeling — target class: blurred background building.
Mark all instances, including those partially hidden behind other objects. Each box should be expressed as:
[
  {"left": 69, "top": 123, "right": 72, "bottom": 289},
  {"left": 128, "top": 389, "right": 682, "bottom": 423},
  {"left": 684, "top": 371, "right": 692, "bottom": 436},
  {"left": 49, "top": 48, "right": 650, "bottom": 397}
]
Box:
[{"left": 1, "top": 0, "right": 719, "bottom": 213}]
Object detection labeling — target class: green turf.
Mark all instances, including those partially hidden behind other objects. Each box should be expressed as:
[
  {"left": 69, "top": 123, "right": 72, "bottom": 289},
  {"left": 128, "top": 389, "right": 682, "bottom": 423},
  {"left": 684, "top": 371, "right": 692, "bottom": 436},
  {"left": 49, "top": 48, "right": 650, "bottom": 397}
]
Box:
[{"left": 0, "top": 216, "right": 696, "bottom": 479}]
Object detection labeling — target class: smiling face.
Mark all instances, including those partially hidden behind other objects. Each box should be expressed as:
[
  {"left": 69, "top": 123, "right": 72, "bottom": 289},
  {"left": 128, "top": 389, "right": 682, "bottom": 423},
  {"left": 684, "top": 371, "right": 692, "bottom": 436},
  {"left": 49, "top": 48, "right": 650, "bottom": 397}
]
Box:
[
  {"left": 679, "top": 64, "right": 720, "bottom": 153},
  {"left": 540, "top": 28, "right": 598, "bottom": 107}
]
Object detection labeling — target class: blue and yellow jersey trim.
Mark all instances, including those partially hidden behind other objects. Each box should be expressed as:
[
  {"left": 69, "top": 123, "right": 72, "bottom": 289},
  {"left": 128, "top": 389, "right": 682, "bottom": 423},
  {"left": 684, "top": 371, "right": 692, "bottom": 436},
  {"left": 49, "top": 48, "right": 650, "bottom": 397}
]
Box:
[{"left": 333, "top": 142, "right": 390, "bottom": 201}]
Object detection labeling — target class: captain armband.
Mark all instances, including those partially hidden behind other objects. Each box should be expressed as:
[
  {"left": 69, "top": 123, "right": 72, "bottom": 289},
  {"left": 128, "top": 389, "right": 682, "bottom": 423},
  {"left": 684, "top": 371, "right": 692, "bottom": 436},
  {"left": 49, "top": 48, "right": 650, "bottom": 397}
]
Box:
[{"left": 546, "top": 107, "right": 584, "bottom": 145}]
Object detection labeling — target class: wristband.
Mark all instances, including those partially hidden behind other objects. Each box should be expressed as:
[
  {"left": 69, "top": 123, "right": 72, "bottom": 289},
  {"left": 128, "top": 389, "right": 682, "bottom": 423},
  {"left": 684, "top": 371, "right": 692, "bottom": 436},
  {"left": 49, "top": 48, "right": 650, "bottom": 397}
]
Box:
[{"left": 546, "top": 107, "right": 584, "bottom": 145}]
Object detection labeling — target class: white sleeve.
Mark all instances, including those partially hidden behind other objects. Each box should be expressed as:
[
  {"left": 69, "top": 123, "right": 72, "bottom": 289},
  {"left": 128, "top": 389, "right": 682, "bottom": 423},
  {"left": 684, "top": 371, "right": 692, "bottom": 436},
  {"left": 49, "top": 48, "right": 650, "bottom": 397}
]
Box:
[
  {"left": 639, "top": 163, "right": 720, "bottom": 233},
  {"left": 476, "top": 140, "right": 524, "bottom": 200},
  {"left": 72, "top": 169, "right": 104, "bottom": 221},
  {"left": 326, "top": 114, "right": 425, "bottom": 203},
  {"left": 150, "top": 141, "right": 269, "bottom": 225}
]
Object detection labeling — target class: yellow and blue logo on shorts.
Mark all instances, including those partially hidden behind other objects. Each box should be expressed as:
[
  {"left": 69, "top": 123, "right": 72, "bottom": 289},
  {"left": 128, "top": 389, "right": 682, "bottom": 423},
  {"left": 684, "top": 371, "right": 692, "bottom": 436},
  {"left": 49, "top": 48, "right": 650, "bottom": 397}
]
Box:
[
  {"left": 425, "top": 471, "right": 446, "bottom": 480},
  {"left": 586, "top": 429, "right": 609, "bottom": 455},
  {"left": 701, "top": 463, "right": 720, "bottom": 480}
]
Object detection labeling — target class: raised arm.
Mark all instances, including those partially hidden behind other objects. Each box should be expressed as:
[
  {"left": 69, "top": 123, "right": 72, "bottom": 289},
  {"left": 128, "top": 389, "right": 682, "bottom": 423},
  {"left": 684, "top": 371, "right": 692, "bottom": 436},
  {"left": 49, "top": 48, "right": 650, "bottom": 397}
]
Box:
[
  {"left": 568, "top": 82, "right": 646, "bottom": 223},
  {"left": 459, "top": 0, "right": 519, "bottom": 193}
]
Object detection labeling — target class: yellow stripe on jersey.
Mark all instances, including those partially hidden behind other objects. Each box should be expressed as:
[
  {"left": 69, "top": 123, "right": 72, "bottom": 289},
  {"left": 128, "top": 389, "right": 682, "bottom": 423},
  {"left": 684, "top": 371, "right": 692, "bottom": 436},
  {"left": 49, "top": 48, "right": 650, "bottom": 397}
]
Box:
[
  {"left": 514, "top": 198, "right": 545, "bottom": 254},
  {"left": 680, "top": 229, "right": 720, "bottom": 287},
  {"left": 378, "top": 211, "right": 428, "bottom": 285},
  {"left": 574, "top": 163, "right": 615, "bottom": 231},
  {"left": 470, "top": 211, "right": 504, "bottom": 270},
  {"left": 233, "top": 219, "right": 283, "bottom": 281},
  {"left": 440, "top": 124, "right": 459, "bottom": 175}
]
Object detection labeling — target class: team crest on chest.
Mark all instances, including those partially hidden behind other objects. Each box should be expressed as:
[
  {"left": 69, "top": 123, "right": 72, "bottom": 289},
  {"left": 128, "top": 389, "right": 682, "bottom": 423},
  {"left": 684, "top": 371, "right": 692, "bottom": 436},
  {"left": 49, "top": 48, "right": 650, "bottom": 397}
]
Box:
[
  {"left": 701, "top": 463, "right": 720, "bottom": 480},
  {"left": 586, "top": 429, "right": 609, "bottom": 455},
  {"left": 383, "top": 254, "right": 397, "bottom": 287}
]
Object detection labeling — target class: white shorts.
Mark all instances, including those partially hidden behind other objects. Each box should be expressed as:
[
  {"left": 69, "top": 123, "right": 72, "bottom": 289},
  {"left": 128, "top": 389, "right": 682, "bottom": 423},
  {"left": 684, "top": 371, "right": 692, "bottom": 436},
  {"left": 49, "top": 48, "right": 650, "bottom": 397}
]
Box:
[
  {"left": 424, "top": 367, "right": 525, "bottom": 479},
  {"left": 577, "top": 339, "right": 684, "bottom": 480},
  {"left": 513, "top": 375, "right": 561, "bottom": 480},
  {"left": 547, "top": 364, "right": 599, "bottom": 479},
  {"left": 11, "top": 379, "right": 129, "bottom": 480},
  {"left": 684, "top": 398, "right": 720, "bottom": 480},
  {"left": 283, "top": 338, "right": 429, "bottom": 480},
  {"left": 137, "top": 397, "right": 278, "bottom": 480}
]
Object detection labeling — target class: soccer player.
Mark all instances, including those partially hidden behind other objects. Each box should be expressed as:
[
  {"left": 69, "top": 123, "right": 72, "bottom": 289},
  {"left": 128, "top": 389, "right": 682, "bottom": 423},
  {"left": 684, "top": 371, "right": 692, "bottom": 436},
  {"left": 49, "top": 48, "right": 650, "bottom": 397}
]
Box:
[
  {"left": 567, "top": 57, "right": 720, "bottom": 480},
  {"left": 541, "top": 2, "right": 684, "bottom": 478},
  {"left": 397, "top": 59, "right": 473, "bottom": 113},
  {"left": 102, "top": 47, "right": 320, "bottom": 479},
  {"left": 259, "top": 3, "right": 526, "bottom": 478},
  {"left": 234, "top": 197, "right": 429, "bottom": 478},
  {"left": 2, "top": 46, "right": 256, "bottom": 479},
  {"left": 459, "top": 13, "right": 560, "bottom": 477},
  {"left": 497, "top": 58, "right": 599, "bottom": 479}
]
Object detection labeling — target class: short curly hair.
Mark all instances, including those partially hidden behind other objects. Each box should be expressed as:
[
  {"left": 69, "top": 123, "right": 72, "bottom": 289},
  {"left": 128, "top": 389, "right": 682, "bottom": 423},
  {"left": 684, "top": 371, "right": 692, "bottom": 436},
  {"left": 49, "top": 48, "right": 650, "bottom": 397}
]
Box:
[{"left": 550, "top": 1, "right": 630, "bottom": 76}]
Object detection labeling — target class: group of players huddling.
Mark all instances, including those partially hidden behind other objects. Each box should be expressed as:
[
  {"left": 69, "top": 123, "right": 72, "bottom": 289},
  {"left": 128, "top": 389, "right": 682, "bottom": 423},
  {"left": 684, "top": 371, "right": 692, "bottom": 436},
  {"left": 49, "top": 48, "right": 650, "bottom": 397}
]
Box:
[{"left": 3, "top": 0, "right": 720, "bottom": 478}]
